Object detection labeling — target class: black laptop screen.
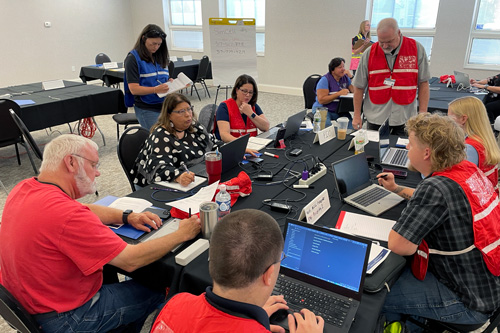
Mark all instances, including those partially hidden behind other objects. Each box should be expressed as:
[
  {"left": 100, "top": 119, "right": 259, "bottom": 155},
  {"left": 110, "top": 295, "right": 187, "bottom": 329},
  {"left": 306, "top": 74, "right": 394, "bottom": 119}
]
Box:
[
  {"left": 332, "top": 153, "right": 372, "bottom": 197},
  {"left": 281, "top": 221, "right": 369, "bottom": 293}
]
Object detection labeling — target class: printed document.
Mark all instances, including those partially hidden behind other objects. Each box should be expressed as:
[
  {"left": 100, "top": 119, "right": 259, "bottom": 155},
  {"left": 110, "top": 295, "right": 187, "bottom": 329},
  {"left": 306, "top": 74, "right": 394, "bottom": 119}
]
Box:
[{"left": 157, "top": 72, "right": 193, "bottom": 97}]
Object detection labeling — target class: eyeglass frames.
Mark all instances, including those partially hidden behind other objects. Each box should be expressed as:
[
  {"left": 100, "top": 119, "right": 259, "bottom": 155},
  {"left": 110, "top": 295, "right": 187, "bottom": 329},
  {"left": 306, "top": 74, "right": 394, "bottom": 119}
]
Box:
[
  {"left": 238, "top": 88, "right": 254, "bottom": 96},
  {"left": 170, "top": 106, "right": 194, "bottom": 115},
  {"left": 72, "top": 154, "right": 100, "bottom": 170}
]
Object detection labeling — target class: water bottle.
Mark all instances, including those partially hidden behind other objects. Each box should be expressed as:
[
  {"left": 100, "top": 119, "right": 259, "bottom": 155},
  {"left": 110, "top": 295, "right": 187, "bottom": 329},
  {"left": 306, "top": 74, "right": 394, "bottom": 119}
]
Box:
[
  {"left": 215, "top": 184, "right": 231, "bottom": 220},
  {"left": 313, "top": 112, "right": 321, "bottom": 133}
]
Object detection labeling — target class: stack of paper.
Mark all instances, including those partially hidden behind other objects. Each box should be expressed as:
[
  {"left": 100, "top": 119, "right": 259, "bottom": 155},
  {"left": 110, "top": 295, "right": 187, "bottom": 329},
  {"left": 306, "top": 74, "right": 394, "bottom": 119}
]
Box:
[
  {"left": 157, "top": 72, "right": 193, "bottom": 97},
  {"left": 247, "top": 137, "right": 273, "bottom": 151},
  {"left": 335, "top": 211, "right": 396, "bottom": 242}
]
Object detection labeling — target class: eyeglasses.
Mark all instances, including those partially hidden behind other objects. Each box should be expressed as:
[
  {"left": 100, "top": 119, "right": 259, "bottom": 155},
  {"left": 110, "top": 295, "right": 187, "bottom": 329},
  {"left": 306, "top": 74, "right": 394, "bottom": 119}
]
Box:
[
  {"left": 72, "top": 154, "right": 100, "bottom": 170},
  {"left": 263, "top": 251, "right": 287, "bottom": 274},
  {"left": 171, "top": 106, "right": 194, "bottom": 115},
  {"left": 146, "top": 30, "right": 166, "bottom": 39},
  {"left": 239, "top": 88, "right": 254, "bottom": 96}
]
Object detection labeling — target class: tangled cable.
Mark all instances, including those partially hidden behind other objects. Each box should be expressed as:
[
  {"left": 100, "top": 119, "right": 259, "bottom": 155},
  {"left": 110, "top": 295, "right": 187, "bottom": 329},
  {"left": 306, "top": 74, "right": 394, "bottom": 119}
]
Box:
[{"left": 80, "top": 118, "right": 96, "bottom": 138}]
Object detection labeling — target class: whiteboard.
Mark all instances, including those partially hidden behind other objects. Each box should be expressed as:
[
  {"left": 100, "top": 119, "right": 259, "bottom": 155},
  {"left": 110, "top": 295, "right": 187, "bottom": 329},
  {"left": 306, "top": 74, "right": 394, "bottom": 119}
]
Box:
[{"left": 209, "top": 18, "right": 257, "bottom": 87}]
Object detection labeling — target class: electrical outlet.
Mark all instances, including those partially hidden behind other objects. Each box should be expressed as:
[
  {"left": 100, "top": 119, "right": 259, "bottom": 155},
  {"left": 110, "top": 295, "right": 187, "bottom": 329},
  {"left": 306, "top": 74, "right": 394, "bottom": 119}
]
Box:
[{"left": 71, "top": 66, "right": 75, "bottom": 72}]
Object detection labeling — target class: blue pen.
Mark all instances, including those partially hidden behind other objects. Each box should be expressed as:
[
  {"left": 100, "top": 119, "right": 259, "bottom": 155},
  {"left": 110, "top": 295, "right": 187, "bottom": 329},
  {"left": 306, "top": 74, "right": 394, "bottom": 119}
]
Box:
[{"left": 183, "top": 164, "right": 190, "bottom": 174}]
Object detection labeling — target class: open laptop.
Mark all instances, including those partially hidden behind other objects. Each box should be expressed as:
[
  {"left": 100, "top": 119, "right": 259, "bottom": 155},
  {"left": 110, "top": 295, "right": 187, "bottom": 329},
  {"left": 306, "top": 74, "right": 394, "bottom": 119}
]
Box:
[
  {"left": 259, "top": 109, "right": 307, "bottom": 140},
  {"left": 271, "top": 219, "right": 371, "bottom": 332},
  {"left": 454, "top": 71, "right": 471, "bottom": 89},
  {"left": 332, "top": 152, "right": 404, "bottom": 216},
  {"left": 379, "top": 117, "right": 409, "bottom": 168},
  {"left": 190, "top": 134, "right": 250, "bottom": 176}
]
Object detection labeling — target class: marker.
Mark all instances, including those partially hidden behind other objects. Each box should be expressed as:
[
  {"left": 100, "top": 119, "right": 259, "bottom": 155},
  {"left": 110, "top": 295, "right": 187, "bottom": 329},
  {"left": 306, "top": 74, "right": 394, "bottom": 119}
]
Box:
[
  {"left": 293, "top": 184, "right": 314, "bottom": 189},
  {"left": 264, "top": 152, "right": 279, "bottom": 159}
]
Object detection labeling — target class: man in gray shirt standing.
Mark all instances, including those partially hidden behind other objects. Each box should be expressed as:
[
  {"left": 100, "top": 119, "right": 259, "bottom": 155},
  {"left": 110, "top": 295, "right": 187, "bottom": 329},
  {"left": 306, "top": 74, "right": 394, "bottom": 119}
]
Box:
[{"left": 352, "top": 18, "right": 430, "bottom": 136}]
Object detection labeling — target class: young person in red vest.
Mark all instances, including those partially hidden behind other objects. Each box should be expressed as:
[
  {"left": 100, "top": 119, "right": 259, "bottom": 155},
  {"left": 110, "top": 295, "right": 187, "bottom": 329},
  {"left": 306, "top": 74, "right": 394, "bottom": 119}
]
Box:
[
  {"left": 352, "top": 18, "right": 430, "bottom": 136},
  {"left": 377, "top": 113, "right": 500, "bottom": 329},
  {"left": 215, "top": 74, "right": 270, "bottom": 155},
  {"left": 151, "top": 209, "right": 323, "bottom": 333},
  {"left": 448, "top": 96, "right": 500, "bottom": 193}
]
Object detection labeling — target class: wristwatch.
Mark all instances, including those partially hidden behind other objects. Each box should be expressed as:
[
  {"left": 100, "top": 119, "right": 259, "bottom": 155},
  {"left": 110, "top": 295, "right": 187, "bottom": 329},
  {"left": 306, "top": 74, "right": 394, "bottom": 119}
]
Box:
[
  {"left": 484, "top": 84, "right": 489, "bottom": 90},
  {"left": 250, "top": 113, "right": 257, "bottom": 119},
  {"left": 122, "top": 209, "right": 133, "bottom": 225}
]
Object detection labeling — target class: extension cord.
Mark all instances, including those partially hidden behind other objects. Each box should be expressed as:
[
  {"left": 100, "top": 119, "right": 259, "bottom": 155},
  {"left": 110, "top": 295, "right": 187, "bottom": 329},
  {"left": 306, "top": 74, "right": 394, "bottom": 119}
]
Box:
[{"left": 298, "top": 163, "right": 327, "bottom": 186}]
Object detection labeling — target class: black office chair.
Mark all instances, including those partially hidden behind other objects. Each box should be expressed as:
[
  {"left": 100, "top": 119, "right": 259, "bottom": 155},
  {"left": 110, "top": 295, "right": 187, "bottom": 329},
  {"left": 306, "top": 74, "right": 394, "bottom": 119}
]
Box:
[
  {"left": 0, "top": 99, "right": 40, "bottom": 174},
  {"left": 95, "top": 52, "right": 111, "bottom": 65},
  {"left": 168, "top": 60, "right": 176, "bottom": 79},
  {"left": 0, "top": 284, "right": 41, "bottom": 333},
  {"left": 117, "top": 126, "right": 149, "bottom": 192},
  {"left": 191, "top": 56, "right": 211, "bottom": 101},
  {"left": 303, "top": 74, "right": 322, "bottom": 109},
  {"left": 112, "top": 112, "right": 140, "bottom": 140},
  {"left": 198, "top": 104, "right": 217, "bottom": 133},
  {"left": 9, "top": 110, "right": 43, "bottom": 161}
]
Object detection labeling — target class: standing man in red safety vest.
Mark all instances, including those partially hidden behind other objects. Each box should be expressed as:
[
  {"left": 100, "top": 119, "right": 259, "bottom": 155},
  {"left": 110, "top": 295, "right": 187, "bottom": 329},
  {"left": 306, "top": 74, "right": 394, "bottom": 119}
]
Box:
[{"left": 352, "top": 18, "right": 430, "bottom": 136}]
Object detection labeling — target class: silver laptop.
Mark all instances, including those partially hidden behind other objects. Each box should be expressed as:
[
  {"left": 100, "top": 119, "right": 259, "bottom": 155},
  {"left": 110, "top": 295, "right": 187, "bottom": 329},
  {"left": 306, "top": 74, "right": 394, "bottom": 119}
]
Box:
[
  {"left": 332, "top": 152, "right": 404, "bottom": 216},
  {"left": 259, "top": 109, "right": 307, "bottom": 140},
  {"left": 379, "top": 117, "right": 409, "bottom": 168},
  {"left": 271, "top": 219, "right": 371, "bottom": 332},
  {"left": 454, "top": 71, "right": 471, "bottom": 89}
]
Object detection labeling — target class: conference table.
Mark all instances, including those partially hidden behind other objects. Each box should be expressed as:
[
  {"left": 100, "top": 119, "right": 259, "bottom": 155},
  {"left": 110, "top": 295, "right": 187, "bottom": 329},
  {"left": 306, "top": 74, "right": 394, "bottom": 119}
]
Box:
[
  {"left": 427, "top": 77, "right": 488, "bottom": 112},
  {"left": 79, "top": 59, "right": 213, "bottom": 87},
  {"left": 0, "top": 81, "right": 126, "bottom": 135},
  {"left": 111, "top": 127, "right": 420, "bottom": 333}
]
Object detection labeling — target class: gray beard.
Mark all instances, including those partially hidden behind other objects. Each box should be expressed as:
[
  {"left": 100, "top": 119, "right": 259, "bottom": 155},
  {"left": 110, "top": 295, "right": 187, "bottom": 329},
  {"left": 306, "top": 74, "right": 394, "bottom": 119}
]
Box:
[{"left": 75, "top": 164, "right": 97, "bottom": 197}]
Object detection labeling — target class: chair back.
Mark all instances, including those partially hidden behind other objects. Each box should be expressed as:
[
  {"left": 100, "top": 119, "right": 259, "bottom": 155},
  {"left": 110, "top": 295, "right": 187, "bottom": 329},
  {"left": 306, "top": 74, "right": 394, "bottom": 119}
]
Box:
[
  {"left": 117, "top": 126, "right": 149, "bottom": 192},
  {"left": 303, "top": 74, "right": 322, "bottom": 109},
  {"left": 95, "top": 53, "right": 111, "bottom": 65},
  {"left": 196, "top": 56, "right": 210, "bottom": 81},
  {"left": 198, "top": 104, "right": 217, "bottom": 133},
  {"left": 9, "top": 109, "right": 43, "bottom": 160},
  {"left": 0, "top": 284, "right": 41, "bottom": 333},
  {"left": 0, "top": 99, "right": 23, "bottom": 145},
  {"left": 168, "top": 61, "right": 176, "bottom": 79}
]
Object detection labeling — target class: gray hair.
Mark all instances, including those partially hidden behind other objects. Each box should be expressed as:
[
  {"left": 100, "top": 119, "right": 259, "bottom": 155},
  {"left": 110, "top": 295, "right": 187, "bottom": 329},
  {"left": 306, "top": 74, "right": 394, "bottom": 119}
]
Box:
[
  {"left": 377, "top": 18, "right": 399, "bottom": 34},
  {"left": 40, "top": 134, "right": 98, "bottom": 172}
]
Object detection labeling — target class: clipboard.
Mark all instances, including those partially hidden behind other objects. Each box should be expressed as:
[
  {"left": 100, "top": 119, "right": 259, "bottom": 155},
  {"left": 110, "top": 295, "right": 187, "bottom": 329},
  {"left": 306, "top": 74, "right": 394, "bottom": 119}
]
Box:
[{"left": 353, "top": 39, "right": 372, "bottom": 53}]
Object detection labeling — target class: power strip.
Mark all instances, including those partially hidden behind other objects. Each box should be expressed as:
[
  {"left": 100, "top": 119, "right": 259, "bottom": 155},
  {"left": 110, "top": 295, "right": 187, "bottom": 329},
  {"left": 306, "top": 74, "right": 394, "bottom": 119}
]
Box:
[{"left": 299, "top": 163, "right": 327, "bottom": 186}]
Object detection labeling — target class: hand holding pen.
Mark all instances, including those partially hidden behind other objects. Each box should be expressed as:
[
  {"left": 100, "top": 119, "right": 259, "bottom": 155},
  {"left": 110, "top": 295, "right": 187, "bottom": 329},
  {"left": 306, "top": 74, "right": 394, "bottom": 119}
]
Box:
[
  {"left": 154, "top": 79, "right": 170, "bottom": 94},
  {"left": 376, "top": 172, "right": 397, "bottom": 191},
  {"left": 175, "top": 164, "right": 195, "bottom": 187}
]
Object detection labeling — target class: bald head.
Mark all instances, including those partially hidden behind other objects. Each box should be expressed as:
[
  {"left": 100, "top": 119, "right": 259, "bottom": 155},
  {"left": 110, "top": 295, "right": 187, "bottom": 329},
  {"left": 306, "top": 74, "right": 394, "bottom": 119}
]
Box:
[
  {"left": 376, "top": 18, "right": 401, "bottom": 53},
  {"left": 377, "top": 18, "right": 399, "bottom": 34}
]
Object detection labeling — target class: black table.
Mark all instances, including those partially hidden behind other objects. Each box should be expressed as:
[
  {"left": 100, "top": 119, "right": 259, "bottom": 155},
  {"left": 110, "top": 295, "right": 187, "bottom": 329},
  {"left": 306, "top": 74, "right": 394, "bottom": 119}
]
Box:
[
  {"left": 79, "top": 59, "right": 213, "bottom": 87},
  {"left": 0, "top": 81, "right": 126, "bottom": 133},
  {"left": 427, "top": 79, "right": 483, "bottom": 113}
]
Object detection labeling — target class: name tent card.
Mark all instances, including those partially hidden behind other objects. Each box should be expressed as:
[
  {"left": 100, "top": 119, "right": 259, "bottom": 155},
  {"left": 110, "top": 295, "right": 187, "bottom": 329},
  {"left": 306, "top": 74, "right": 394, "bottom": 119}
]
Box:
[
  {"left": 299, "top": 189, "right": 331, "bottom": 224},
  {"left": 182, "top": 55, "right": 193, "bottom": 61},
  {"left": 170, "top": 56, "right": 178, "bottom": 62},
  {"left": 102, "top": 62, "right": 118, "bottom": 69},
  {"left": 42, "top": 79, "right": 65, "bottom": 90},
  {"left": 313, "top": 125, "right": 336, "bottom": 145}
]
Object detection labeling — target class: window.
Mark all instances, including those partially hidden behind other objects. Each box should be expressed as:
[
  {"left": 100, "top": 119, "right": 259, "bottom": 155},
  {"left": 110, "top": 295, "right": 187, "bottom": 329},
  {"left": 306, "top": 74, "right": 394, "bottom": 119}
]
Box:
[
  {"left": 369, "top": 0, "right": 440, "bottom": 59},
  {"left": 225, "top": 0, "right": 265, "bottom": 53},
  {"left": 467, "top": 0, "right": 500, "bottom": 68},
  {"left": 166, "top": 0, "right": 203, "bottom": 51}
]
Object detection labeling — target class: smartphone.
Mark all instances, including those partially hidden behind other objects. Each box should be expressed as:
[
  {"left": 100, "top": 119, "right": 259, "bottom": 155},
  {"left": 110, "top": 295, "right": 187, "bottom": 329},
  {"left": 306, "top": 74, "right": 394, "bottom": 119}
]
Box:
[
  {"left": 289, "top": 148, "right": 303, "bottom": 156},
  {"left": 246, "top": 156, "right": 264, "bottom": 164},
  {"left": 382, "top": 168, "right": 408, "bottom": 179}
]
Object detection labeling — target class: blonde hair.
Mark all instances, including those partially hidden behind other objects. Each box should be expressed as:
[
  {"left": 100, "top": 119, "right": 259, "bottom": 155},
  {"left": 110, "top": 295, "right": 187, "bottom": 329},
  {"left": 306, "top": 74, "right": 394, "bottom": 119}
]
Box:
[
  {"left": 358, "top": 20, "right": 371, "bottom": 39},
  {"left": 448, "top": 96, "right": 500, "bottom": 165},
  {"left": 40, "top": 134, "right": 98, "bottom": 172},
  {"left": 406, "top": 113, "right": 466, "bottom": 172}
]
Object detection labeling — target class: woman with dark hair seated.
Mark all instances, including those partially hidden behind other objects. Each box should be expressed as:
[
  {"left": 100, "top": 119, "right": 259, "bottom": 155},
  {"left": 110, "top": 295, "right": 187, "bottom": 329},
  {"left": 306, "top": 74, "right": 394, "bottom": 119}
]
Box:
[
  {"left": 132, "top": 93, "right": 216, "bottom": 187},
  {"left": 215, "top": 74, "right": 270, "bottom": 149},
  {"left": 312, "top": 57, "right": 354, "bottom": 127}
]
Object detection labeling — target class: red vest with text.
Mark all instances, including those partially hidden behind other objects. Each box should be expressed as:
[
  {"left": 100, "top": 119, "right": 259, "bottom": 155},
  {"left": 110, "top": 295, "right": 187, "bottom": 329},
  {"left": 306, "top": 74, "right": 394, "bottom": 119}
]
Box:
[
  {"left": 466, "top": 136, "right": 499, "bottom": 193},
  {"left": 412, "top": 160, "right": 500, "bottom": 280},
  {"left": 368, "top": 36, "right": 418, "bottom": 105},
  {"left": 151, "top": 293, "right": 270, "bottom": 333},
  {"left": 224, "top": 98, "right": 258, "bottom": 138}
]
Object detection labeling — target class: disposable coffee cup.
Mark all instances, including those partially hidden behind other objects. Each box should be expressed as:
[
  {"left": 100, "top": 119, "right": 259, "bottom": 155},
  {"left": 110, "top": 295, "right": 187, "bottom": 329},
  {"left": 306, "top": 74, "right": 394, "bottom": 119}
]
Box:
[
  {"left": 199, "top": 201, "right": 219, "bottom": 239},
  {"left": 337, "top": 117, "right": 349, "bottom": 140}
]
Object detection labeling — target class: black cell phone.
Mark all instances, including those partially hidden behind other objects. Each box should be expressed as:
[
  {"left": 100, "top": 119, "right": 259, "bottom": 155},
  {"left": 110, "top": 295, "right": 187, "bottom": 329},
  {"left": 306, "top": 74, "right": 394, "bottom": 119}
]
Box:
[
  {"left": 382, "top": 168, "right": 408, "bottom": 179},
  {"left": 289, "top": 148, "right": 302, "bottom": 156},
  {"left": 143, "top": 207, "right": 171, "bottom": 220},
  {"left": 246, "top": 156, "right": 264, "bottom": 164}
]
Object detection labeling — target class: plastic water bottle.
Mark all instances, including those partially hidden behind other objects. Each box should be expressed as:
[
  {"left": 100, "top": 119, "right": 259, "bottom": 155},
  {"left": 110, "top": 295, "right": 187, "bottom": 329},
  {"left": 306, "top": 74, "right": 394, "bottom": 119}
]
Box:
[
  {"left": 313, "top": 112, "right": 321, "bottom": 133},
  {"left": 215, "top": 184, "right": 231, "bottom": 220}
]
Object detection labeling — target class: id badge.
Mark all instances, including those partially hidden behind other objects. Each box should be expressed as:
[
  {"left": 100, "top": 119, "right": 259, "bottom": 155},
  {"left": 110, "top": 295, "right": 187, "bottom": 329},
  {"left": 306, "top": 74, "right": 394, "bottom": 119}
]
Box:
[{"left": 384, "top": 78, "right": 396, "bottom": 87}]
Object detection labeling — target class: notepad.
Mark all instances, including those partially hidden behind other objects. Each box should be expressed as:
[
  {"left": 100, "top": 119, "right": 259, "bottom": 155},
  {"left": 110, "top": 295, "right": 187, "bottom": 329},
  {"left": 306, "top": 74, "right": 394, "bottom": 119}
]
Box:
[
  {"left": 155, "top": 175, "right": 206, "bottom": 192},
  {"left": 108, "top": 197, "right": 152, "bottom": 212},
  {"left": 247, "top": 137, "right": 273, "bottom": 151},
  {"left": 157, "top": 72, "right": 193, "bottom": 98},
  {"left": 335, "top": 211, "right": 396, "bottom": 242}
]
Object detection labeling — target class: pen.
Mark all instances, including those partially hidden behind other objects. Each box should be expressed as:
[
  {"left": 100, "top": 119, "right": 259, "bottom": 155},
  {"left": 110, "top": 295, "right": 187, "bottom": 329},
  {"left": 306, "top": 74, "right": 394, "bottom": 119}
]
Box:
[
  {"left": 293, "top": 184, "right": 314, "bottom": 189},
  {"left": 377, "top": 174, "right": 388, "bottom": 179},
  {"left": 183, "top": 164, "right": 190, "bottom": 173},
  {"left": 264, "top": 152, "right": 279, "bottom": 159},
  {"left": 157, "top": 79, "right": 162, "bottom": 84},
  {"left": 189, "top": 208, "right": 191, "bottom": 218}
]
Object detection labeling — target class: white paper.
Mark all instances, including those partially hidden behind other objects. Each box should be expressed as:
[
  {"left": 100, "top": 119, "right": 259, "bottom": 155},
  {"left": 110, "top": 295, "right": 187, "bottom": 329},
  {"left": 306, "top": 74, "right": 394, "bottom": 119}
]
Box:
[
  {"left": 350, "top": 129, "right": 379, "bottom": 142},
  {"left": 396, "top": 138, "right": 409, "bottom": 147},
  {"left": 167, "top": 181, "right": 220, "bottom": 214},
  {"left": 247, "top": 137, "right": 273, "bottom": 151},
  {"left": 108, "top": 197, "right": 152, "bottom": 213},
  {"left": 367, "top": 243, "right": 391, "bottom": 274},
  {"left": 336, "top": 211, "right": 396, "bottom": 242},
  {"left": 157, "top": 72, "right": 193, "bottom": 98},
  {"left": 102, "top": 62, "right": 118, "bottom": 69},
  {"left": 170, "top": 56, "right": 178, "bottom": 62},
  {"left": 155, "top": 176, "right": 207, "bottom": 192},
  {"left": 301, "top": 119, "right": 313, "bottom": 131},
  {"left": 182, "top": 55, "right": 193, "bottom": 61}
]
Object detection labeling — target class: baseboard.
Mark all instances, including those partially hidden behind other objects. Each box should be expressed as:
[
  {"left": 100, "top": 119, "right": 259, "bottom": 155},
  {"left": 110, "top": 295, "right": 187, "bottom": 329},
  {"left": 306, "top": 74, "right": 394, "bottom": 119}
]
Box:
[{"left": 258, "top": 84, "right": 302, "bottom": 96}]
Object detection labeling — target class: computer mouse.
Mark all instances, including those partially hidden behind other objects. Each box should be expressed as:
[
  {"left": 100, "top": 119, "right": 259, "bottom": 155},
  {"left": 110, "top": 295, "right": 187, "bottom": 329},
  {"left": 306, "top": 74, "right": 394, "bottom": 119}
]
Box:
[{"left": 270, "top": 308, "right": 292, "bottom": 323}]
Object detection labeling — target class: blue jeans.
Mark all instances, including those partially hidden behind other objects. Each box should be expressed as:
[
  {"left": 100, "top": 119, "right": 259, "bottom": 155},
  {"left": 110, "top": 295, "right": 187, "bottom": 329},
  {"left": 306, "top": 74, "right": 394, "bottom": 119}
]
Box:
[
  {"left": 36, "top": 280, "right": 165, "bottom": 333},
  {"left": 134, "top": 106, "right": 160, "bottom": 131},
  {"left": 311, "top": 107, "right": 352, "bottom": 128},
  {"left": 382, "top": 268, "right": 490, "bottom": 331}
]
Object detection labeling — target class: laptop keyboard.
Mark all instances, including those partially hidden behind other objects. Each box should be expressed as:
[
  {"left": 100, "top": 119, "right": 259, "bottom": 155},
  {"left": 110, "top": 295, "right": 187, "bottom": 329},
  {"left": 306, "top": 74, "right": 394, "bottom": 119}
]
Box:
[
  {"left": 273, "top": 276, "right": 351, "bottom": 327},
  {"left": 389, "top": 149, "right": 408, "bottom": 166},
  {"left": 351, "top": 186, "right": 390, "bottom": 207}
]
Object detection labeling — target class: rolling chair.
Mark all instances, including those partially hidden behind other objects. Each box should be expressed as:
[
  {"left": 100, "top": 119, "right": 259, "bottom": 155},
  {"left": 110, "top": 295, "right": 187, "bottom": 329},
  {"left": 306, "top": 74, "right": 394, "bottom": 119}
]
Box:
[
  {"left": 117, "top": 126, "right": 149, "bottom": 192},
  {"left": 95, "top": 53, "right": 111, "bottom": 65},
  {"left": 191, "top": 56, "right": 211, "bottom": 101},
  {"left": 198, "top": 103, "right": 217, "bottom": 133},
  {"left": 0, "top": 284, "right": 41, "bottom": 333}
]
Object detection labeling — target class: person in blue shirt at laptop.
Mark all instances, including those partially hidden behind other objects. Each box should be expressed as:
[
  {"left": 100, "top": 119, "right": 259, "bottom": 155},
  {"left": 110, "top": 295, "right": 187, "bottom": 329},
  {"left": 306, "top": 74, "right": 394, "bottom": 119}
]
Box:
[
  {"left": 132, "top": 93, "right": 217, "bottom": 188},
  {"left": 312, "top": 57, "right": 354, "bottom": 128},
  {"left": 151, "top": 209, "right": 323, "bottom": 333},
  {"left": 377, "top": 113, "right": 500, "bottom": 330},
  {"left": 124, "top": 24, "right": 173, "bottom": 130},
  {"left": 215, "top": 74, "right": 269, "bottom": 155}
]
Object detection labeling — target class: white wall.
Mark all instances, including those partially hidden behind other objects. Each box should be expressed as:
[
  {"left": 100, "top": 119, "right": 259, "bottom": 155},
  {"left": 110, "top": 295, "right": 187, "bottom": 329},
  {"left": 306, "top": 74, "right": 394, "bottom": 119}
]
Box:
[{"left": 0, "top": 0, "right": 497, "bottom": 93}]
